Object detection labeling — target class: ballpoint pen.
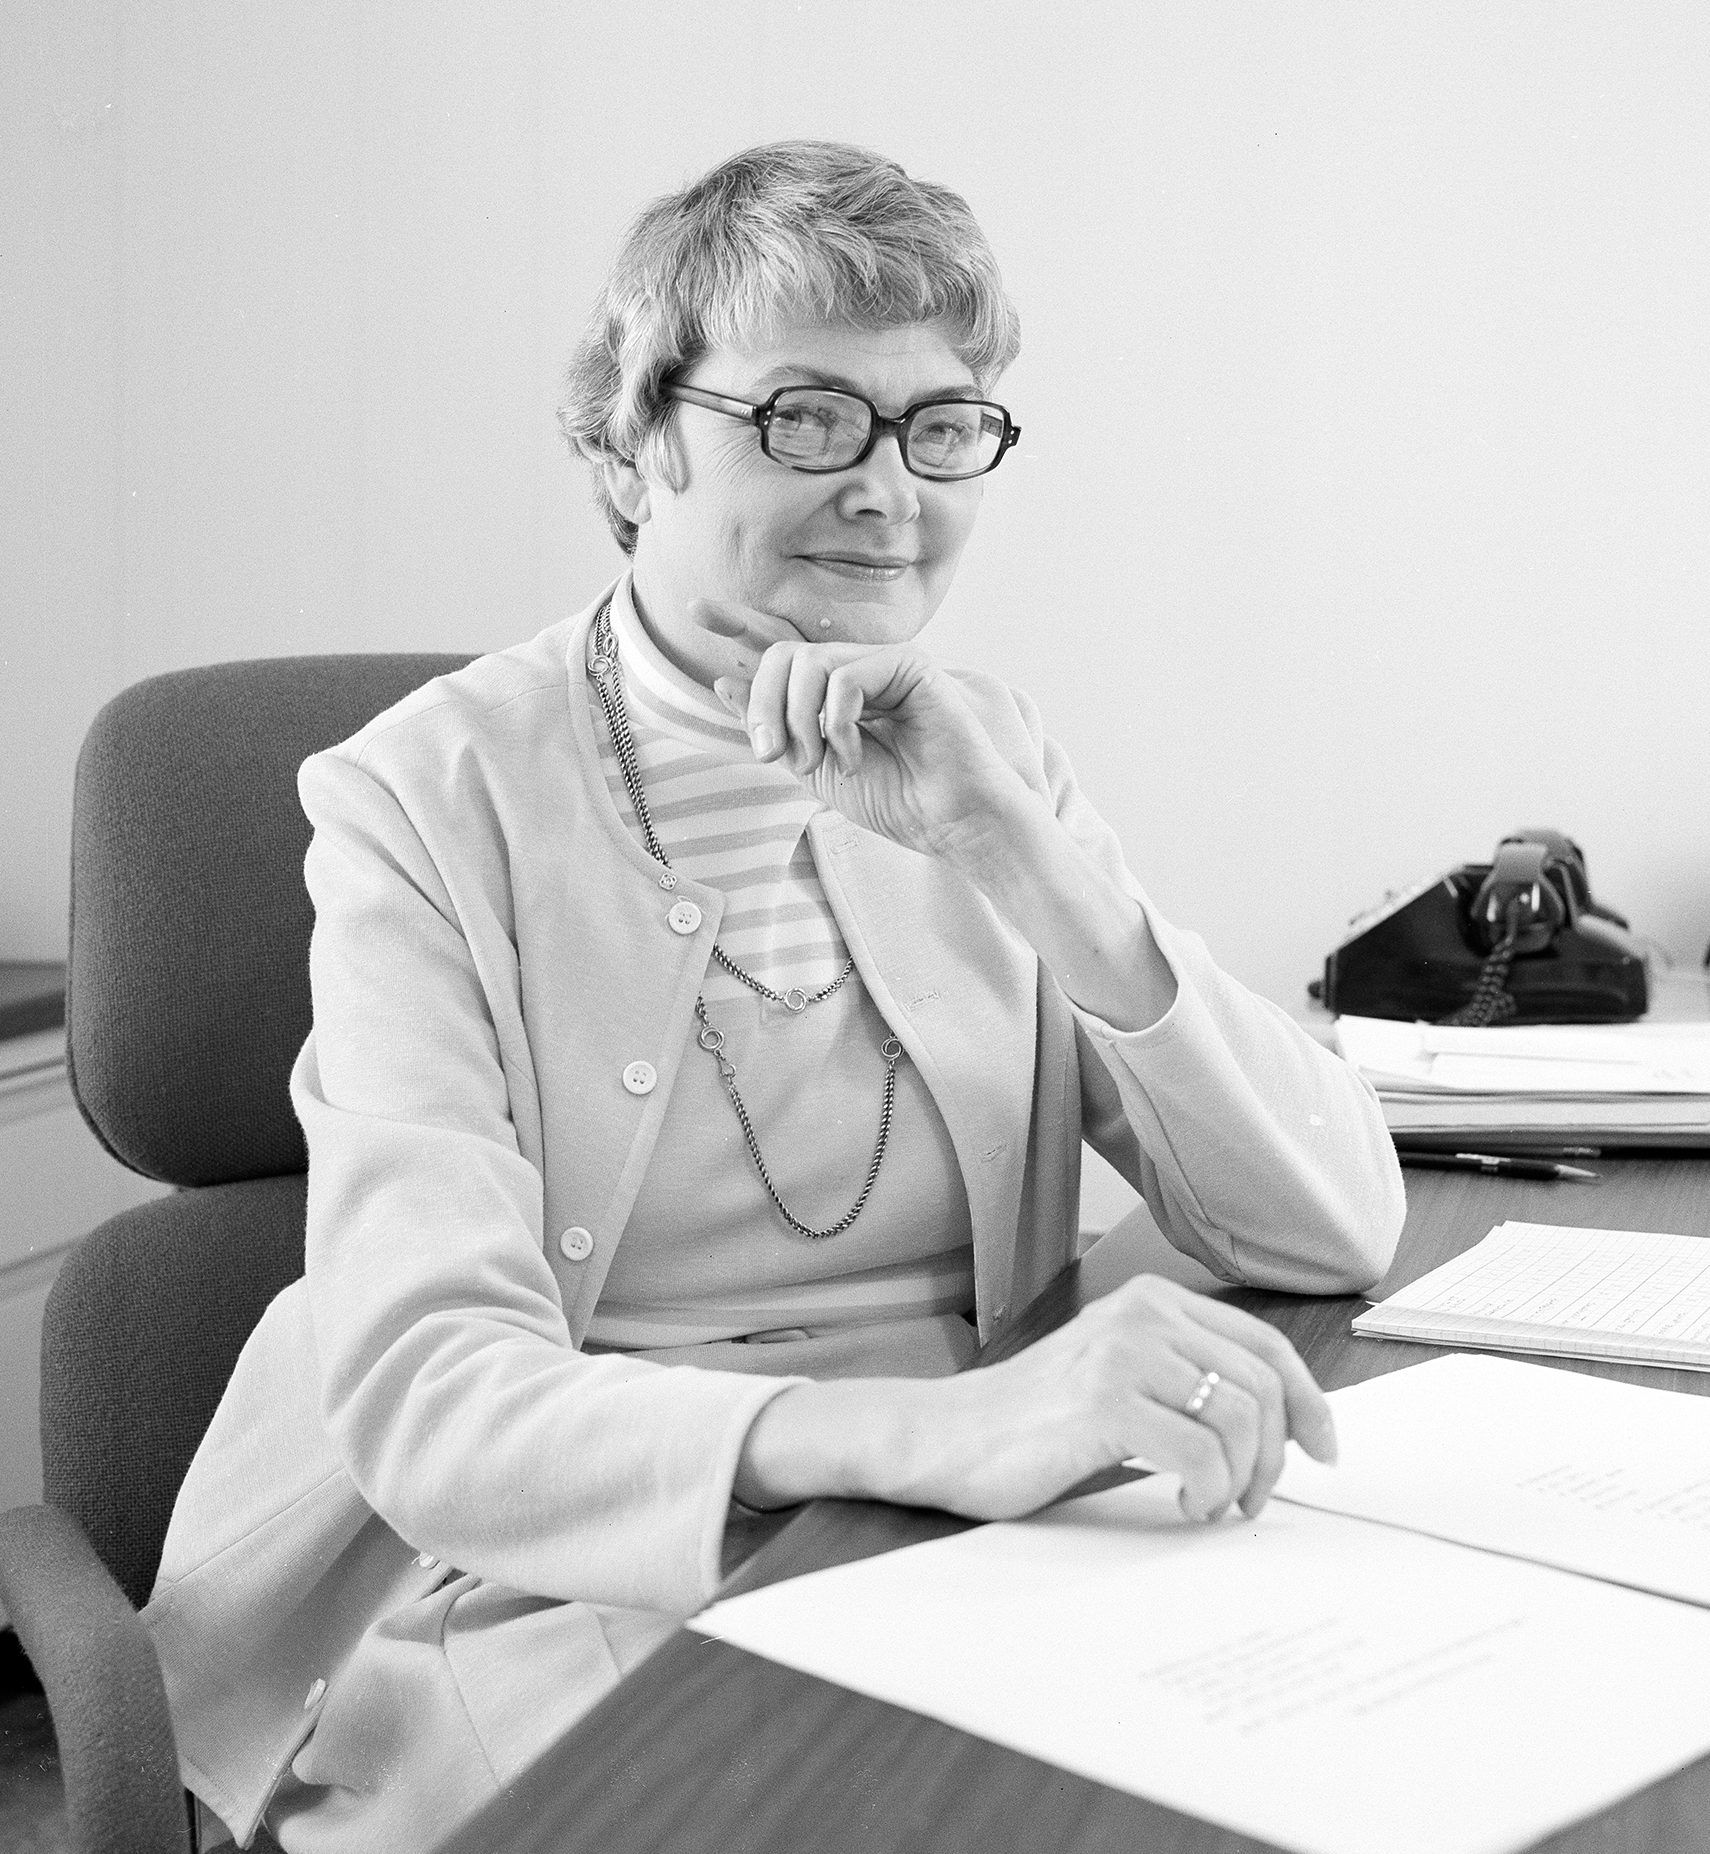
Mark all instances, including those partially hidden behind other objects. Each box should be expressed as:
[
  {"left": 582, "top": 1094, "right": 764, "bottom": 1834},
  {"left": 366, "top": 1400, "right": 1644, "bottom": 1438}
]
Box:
[{"left": 1395, "top": 1150, "right": 1599, "bottom": 1182}]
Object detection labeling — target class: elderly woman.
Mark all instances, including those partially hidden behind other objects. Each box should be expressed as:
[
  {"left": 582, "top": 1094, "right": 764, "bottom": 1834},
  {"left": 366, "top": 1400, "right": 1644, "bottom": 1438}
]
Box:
[{"left": 144, "top": 141, "right": 1403, "bottom": 1852}]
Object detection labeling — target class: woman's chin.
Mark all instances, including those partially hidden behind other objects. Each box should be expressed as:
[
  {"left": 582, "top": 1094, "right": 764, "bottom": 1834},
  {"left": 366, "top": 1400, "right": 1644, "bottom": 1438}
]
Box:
[{"left": 769, "top": 571, "right": 933, "bottom": 644}]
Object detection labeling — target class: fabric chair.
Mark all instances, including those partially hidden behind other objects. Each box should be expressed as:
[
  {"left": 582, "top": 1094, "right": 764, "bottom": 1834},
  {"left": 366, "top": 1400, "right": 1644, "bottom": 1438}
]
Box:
[{"left": 0, "top": 651, "right": 472, "bottom": 1854}]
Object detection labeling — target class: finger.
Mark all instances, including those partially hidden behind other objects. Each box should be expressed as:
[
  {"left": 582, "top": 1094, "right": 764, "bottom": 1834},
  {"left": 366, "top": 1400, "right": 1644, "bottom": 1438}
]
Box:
[
  {"left": 1166, "top": 1351, "right": 1261, "bottom": 1515},
  {"left": 821, "top": 665, "right": 866, "bottom": 774},
  {"left": 1177, "top": 1296, "right": 1337, "bottom": 1465},
  {"left": 1170, "top": 1336, "right": 1286, "bottom": 1516},
  {"left": 1126, "top": 1404, "right": 1234, "bottom": 1523},
  {"left": 743, "top": 641, "right": 800, "bottom": 764},
  {"left": 783, "top": 652, "right": 833, "bottom": 776},
  {"left": 690, "top": 597, "right": 805, "bottom": 669}
]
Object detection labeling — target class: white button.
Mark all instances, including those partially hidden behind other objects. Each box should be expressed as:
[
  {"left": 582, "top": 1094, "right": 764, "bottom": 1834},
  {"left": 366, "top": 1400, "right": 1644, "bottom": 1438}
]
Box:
[
  {"left": 622, "top": 1061, "right": 657, "bottom": 1095},
  {"left": 303, "top": 1678, "right": 327, "bottom": 1710},
  {"left": 558, "top": 1226, "right": 594, "bottom": 1262},
  {"left": 668, "top": 900, "right": 702, "bottom": 935},
  {"left": 414, "top": 1552, "right": 439, "bottom": 1570}
]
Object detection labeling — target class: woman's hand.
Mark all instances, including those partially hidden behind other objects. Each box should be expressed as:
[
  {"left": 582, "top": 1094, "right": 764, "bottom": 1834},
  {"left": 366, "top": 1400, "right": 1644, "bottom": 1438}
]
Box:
[
  {"left": 695, "top": 594, "right": 1179, "bottom": 1033},
  {"left": 735, "top": 1275, "right": 1337, "bottom": 1524},
  {"left": 695, "top": 596, "right": 1037, "bottom": 863}
]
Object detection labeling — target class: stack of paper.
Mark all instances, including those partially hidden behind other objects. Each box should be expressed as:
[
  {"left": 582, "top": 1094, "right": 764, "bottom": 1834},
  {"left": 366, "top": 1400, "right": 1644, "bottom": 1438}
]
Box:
[
  {"left": 695, "top": 1357, "right": 1710, "bottom": 1854},
  {"left": 1335, "top": 982, "right": 1710, "bottom": 1148},
  {"left": 1352, "top": 1219, "right": 1710, "bottom": 1370}
]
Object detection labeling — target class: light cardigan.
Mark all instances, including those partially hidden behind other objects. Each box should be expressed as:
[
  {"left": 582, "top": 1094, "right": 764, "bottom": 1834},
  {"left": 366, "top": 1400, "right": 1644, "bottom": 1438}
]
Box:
[{"left": 141, "top": 593, "right": 1405, "bottom": 1845}]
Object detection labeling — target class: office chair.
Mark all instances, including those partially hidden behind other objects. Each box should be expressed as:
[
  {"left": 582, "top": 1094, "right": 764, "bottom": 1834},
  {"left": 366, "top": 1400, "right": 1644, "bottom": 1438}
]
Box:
[{"left": 0, "top": 650, "right": 473, "bottom": 1854}]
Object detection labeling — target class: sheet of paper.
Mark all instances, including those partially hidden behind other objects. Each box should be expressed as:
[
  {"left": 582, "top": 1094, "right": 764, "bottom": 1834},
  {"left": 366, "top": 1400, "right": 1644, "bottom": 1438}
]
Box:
[
  {"left": 694, "top": 1479, "right": 1710, "bottom": 1854},
  {"left": 1334, "top": 1015, "right": 1710, "bottom": 1096},
  {"left": 1277, "top": 1354, "right": 1710, "bottom": 1605}
]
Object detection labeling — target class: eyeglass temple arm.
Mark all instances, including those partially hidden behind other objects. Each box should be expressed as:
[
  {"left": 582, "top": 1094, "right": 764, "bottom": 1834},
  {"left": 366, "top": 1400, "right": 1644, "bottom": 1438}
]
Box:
[{"left": 665, "top": 382, "right": 763, "bottom": 423}]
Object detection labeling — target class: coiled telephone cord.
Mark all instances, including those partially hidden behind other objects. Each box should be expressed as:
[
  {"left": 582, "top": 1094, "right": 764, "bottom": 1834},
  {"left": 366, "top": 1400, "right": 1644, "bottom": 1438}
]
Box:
[{"left": 1441, "top": 900, "right": 1522, "bottom": 1028}]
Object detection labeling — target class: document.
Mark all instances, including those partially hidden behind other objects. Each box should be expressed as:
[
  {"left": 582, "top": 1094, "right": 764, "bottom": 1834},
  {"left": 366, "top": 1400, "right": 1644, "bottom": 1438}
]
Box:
[
  {"left": 1335, "top": 1015, "right": 1710, "bottom": 1096},
  {"left": 1332, "top": 979, "right": 1710, "bottom": 1146},
  {"left": 693, "top": 1478, "right": 1710, "bottom": 1854},
  {"left": 1277, "top": 1354, "right": 1710, "bottom": 1606},
  {"left": 1351, "top": 1220, "right": 1710, "bottom": 1370}
]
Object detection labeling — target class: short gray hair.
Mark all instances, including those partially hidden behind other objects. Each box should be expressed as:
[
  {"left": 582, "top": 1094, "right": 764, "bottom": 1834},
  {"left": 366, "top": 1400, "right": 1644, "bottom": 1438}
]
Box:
[{"left": 559, "top": 140, "right": 1022, "bottom": 553}]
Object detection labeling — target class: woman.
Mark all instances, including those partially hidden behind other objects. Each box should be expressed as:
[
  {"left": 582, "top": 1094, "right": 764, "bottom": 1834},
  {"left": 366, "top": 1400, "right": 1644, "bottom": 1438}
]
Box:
[{"left": 144, "top": 141, "right": 1404, "bottom": 1852}]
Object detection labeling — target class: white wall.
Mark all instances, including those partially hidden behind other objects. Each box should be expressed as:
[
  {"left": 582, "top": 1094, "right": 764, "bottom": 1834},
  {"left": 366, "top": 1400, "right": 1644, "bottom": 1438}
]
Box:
[{"left": 7, "top": 0, "right": 1708, "bottom": 1012}]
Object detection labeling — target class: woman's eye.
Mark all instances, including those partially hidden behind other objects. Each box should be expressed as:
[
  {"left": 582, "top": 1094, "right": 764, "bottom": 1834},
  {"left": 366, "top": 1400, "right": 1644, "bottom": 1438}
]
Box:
[
  {"left": 913, "top": 416, "right": 976, "bottom": 459},
  {"left": 775, "top": 405, "right": 836, "bottom": 434}
]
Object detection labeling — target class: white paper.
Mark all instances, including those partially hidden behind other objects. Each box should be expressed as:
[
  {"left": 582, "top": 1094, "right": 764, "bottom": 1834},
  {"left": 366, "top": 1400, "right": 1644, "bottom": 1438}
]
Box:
[
  {"left": 1334, "top": 1014, "right": 1710, "bottom": 1096},
  {"left": 694, "top": 1479, "right": 1710, "bottom": 1854},
  {"left": 1278, "top": 1354, "right": 1710, "bottom": 1606},
  {"left": 1352, "top": 1221, "right": 1710, "bottom": 1368}
]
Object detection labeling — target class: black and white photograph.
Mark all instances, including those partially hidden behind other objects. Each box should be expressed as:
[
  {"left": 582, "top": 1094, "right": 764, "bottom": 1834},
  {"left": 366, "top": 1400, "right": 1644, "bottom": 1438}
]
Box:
[{"left": 3, "top": 7, "right": 1708, "bottom": 1853}]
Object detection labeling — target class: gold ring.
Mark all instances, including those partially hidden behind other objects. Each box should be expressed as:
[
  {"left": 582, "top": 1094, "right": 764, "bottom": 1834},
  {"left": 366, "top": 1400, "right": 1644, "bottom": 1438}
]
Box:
[{"left": 1182, "top": 1370, "right": 1221, "bottom": 1419}]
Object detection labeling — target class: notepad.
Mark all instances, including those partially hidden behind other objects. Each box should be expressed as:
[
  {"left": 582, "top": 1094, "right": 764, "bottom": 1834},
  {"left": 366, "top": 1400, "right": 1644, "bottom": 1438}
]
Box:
[{"left": 1352, "top": 1220, "right": 1710, "bottom": 1370}]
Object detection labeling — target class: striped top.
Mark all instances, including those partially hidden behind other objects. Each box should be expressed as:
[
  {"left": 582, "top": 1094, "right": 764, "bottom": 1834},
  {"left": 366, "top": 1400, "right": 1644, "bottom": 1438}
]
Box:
[
  {"left": 582, "top": 579, "right": 975, "bottom": 1351},
  {"left": 593, "top": 583, "right": 844, "bottom": 1006}
]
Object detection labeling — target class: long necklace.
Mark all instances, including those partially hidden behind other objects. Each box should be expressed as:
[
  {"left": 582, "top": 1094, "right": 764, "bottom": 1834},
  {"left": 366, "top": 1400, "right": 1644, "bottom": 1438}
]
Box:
[{"left": 589, "top": 601, "right": 904, "bottom": 1241}]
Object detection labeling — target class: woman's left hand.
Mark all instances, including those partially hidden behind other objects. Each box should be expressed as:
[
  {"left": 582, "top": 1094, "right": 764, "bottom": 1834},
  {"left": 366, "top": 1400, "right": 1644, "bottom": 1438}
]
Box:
[{"left": 697, "top": 596, "right": 1036, "bottom": 862}]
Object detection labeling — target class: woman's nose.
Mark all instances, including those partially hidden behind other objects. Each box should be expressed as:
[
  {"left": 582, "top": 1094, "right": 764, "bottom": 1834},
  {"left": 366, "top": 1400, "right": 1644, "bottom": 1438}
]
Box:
[{"left": 834, "top": 433, "right": 921, "bottom": 523}]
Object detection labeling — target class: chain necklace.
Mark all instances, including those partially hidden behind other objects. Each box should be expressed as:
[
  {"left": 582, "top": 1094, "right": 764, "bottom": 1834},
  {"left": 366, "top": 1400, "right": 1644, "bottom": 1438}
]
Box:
[{"left": 589, "top": 600, "right": 904, "bottom": 1240}]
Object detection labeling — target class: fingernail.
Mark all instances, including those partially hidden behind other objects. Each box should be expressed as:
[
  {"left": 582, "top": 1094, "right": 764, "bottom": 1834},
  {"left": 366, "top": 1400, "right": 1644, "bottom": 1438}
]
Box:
[
  {"left": 712, "top": 678, "right": 740, "bottom": 712},
  {"left": 751, "top": 724, "right": 777, "bottom": 759}
]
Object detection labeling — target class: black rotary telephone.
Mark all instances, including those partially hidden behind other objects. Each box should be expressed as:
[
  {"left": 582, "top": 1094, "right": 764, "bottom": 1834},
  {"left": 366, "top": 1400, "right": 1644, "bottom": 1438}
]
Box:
[{"left": 1313, "top": 829, "right": 1648, "bottom": 1025}]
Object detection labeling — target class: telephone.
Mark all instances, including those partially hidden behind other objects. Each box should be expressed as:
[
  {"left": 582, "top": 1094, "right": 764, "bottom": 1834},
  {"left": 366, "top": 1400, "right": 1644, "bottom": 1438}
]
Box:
[{"left": 1313, "top": 828, "right": 1649, "bottom": 1026}]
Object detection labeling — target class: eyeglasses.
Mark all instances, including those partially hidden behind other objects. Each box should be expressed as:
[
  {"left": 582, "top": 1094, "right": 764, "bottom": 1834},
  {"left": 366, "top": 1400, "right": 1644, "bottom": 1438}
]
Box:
[{"left": 664, "top": 382, "right": 1020, "bottom": 481}]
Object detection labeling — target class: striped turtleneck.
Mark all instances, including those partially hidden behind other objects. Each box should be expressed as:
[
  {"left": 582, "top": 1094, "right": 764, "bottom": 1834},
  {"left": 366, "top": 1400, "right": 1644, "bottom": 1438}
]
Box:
[
  {"left": 596, "top": 580, "right": 849, "bottom": 1007},
  {"left": 581, "top": 578, "right": 975, "bottom": 1361}
]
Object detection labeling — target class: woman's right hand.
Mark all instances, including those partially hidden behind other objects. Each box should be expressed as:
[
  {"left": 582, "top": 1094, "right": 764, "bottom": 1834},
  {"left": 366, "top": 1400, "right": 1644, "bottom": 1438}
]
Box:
[{"left": 734, "top": 1276, "right": 1337, "bottom": 1524}]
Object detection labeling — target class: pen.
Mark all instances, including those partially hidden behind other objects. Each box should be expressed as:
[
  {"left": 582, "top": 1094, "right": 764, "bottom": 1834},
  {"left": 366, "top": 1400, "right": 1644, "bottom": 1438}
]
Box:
[{"left": 1396, "top": 1151, "right": 1599, "bottom": 1183}]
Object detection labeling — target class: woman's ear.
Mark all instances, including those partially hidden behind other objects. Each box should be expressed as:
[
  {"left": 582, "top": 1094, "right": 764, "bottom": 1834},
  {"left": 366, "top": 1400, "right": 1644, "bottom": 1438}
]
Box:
[{"left": 605, "top": 459, "right": 652, "bottom": 528}]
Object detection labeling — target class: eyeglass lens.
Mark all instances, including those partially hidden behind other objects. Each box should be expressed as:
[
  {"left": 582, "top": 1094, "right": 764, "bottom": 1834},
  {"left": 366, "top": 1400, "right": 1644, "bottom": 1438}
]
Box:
[{"left": 763, "top": 389, "right": 1006, "bottom": 479}]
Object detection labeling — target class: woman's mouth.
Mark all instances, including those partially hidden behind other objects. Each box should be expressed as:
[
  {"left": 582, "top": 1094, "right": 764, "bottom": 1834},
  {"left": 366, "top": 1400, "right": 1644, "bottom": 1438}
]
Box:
[{"left": 801, "top": 555, "right": 914, "bottom": 584}]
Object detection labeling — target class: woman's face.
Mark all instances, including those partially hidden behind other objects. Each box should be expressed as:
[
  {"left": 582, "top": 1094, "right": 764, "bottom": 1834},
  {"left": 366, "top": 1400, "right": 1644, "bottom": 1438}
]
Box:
[{"left": 621, "top": 321, "right": 989, "bottom": 684}]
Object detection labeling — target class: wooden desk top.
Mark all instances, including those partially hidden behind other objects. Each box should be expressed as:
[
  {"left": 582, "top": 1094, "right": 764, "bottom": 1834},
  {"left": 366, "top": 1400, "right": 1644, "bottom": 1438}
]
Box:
[{"left": 442, "top": 1159, "right": 1710, "bottom": 1854}]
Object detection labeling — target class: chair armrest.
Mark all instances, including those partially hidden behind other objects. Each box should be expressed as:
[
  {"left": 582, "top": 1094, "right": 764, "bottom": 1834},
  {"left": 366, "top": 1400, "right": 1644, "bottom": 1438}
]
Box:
[{"left": 0, "top": 1503, "right": 190, "bottom": 1854}]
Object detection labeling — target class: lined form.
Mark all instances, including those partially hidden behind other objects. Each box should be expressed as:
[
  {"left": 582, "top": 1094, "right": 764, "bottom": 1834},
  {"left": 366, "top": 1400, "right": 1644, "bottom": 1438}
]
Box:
[{"left": 1352, "top": 1221, "right": 1710, "bottom": 1368}]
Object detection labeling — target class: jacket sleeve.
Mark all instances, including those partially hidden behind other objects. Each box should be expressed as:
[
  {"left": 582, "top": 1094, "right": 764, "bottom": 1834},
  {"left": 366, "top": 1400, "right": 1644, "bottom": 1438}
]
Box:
[
  {"left": 1031, "top": 717, "right": 1406, "bottom": 1296},
  {"left": 291, "top": 745, "right": 799, "bottom": 1617}
]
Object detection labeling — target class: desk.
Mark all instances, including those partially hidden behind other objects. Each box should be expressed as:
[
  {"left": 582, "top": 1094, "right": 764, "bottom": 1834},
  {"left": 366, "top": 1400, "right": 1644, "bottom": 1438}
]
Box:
[
  {"left": 0, "top": 974, "right": 168, "bottom": 1612},
  {"left": 442, "top": 1159, "right": 1710, "bottom": 1854}
]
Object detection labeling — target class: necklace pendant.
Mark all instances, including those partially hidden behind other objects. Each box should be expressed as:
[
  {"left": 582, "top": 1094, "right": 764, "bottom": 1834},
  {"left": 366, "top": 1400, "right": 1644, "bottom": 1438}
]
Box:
[{"left": 783, "top": 987, "right": 809, "bottom": 1014}]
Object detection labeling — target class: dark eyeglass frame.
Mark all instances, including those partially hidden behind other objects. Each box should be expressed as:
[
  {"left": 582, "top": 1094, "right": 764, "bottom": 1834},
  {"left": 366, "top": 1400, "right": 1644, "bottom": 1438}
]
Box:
[{"left": 664, "top": 381, "right": 1021, "bottom": 480}]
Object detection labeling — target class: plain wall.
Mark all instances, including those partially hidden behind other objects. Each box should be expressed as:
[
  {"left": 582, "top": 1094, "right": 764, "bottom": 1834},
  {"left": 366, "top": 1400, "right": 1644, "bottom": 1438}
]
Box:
[{"left": 7, "top": 2, "right": 1708, "bottom": 1224}]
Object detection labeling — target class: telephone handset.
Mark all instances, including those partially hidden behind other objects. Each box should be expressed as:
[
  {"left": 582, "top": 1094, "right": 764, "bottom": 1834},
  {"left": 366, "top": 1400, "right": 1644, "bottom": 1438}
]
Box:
[
  {"left": 1468, "top": 829, "right": 1630, "bottom": 952},
  {"left": 1315, "top": 828, "right": 1648, "bottom": 1026}
]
